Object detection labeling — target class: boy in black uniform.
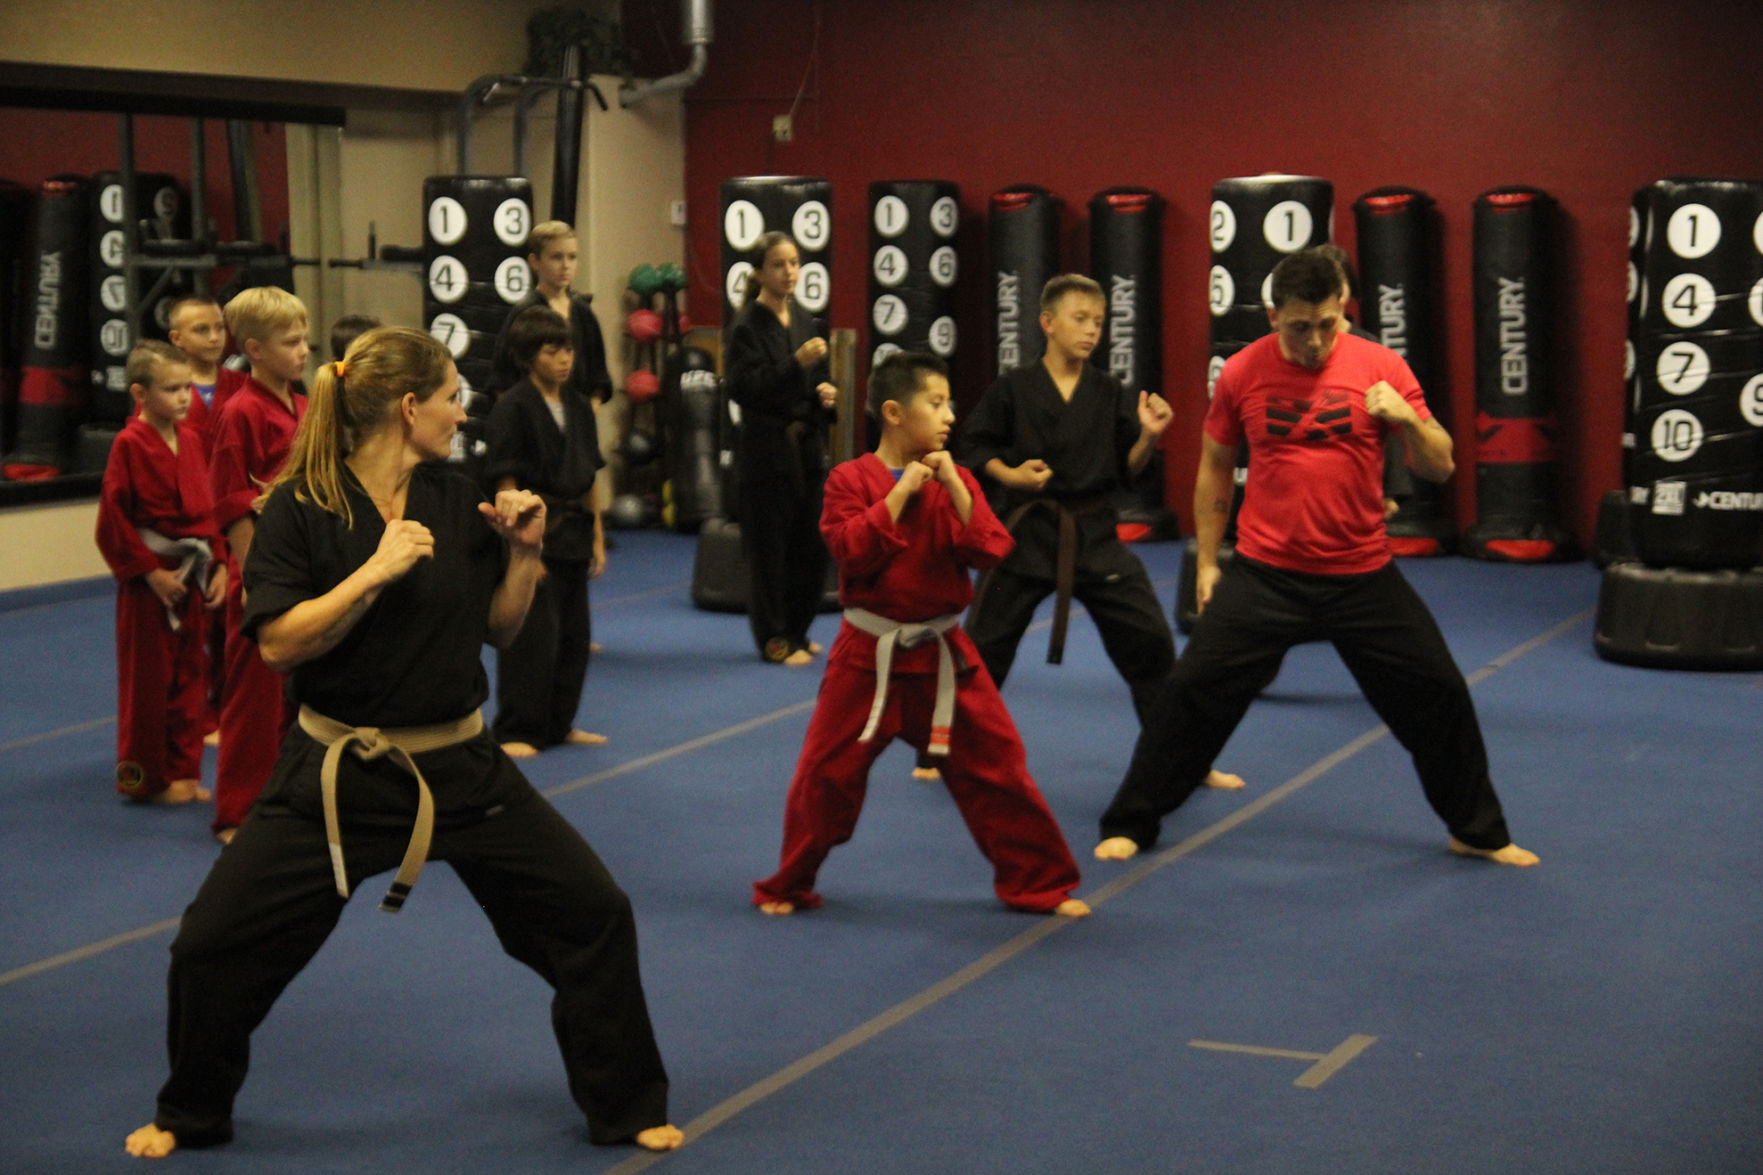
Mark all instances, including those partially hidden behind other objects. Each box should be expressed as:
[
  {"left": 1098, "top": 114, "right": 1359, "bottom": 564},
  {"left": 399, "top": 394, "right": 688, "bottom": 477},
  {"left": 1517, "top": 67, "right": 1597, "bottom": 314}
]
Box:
[
  {"left": 961, "top": 274, "right": 1240, "bottom": 789},
  {"left": 483, "top": 306, "right": 607, "bottom": 757}
]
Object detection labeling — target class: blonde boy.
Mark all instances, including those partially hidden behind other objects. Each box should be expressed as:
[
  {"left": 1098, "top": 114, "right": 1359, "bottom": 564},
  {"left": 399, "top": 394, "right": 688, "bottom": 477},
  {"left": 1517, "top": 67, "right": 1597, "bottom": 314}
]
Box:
[
  {"left": 207, "top": 286, "right": 310, "bottom": 840},
  {"left": 95, "top": 341, "right": 227, "bottom": 804}
]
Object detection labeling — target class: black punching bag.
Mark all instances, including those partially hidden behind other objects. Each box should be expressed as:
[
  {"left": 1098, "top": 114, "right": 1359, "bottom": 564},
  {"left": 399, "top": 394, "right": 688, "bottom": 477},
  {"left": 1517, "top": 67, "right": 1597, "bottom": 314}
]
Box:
[
  {"left": 1354, "top": 186, "right": 1452, "bottom": 554},
  {"left": 988, "top": 185, "right": 1060, "bottom": 378},
  {"left": 1463, "top": 186, "right": 1573, "bottom": 561},
  {"left": 5, "top": 176, "right": 91, "bottom": 481},
  {"left": 1090, "top": 186, "right": 1173, "bottom": 538}
]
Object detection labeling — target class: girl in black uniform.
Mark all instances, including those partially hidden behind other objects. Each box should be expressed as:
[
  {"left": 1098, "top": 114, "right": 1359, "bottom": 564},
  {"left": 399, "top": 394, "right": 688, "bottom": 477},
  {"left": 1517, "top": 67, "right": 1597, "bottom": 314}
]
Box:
[
  {"left": 724, "top": 231, "right": 837, "bottom": 665},
  {"left": 125, "top": 327, "right": 680, "bottom": 1159}
]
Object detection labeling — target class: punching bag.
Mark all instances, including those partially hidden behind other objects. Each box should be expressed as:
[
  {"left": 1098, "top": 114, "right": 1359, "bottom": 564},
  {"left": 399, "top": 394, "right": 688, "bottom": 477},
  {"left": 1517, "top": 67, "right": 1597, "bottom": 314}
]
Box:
[
  {"left": 668, "top": 345, "right": 722, "bottom": 531},
  {"left": 719, "top": 175, "right": 833, "bottom": 336},
  {"left": 0, "top": 180, "right": 33, "bottom": 457},
  {"left": 1090, "top": 186, "right": 1174, "bottom": 538},
  {"left": 988, "top": 184, "right": 1060, "bottom": 378},
  {"left": 1354, "top": 186, "right": 1452, "bottom": 554},
  {"left": 1629, "top": 177, "right": 1763, "bottom": 570},
  {"left": 868, "top": 179, "right": 960, "bottom": 387},
  {"left": 422, "top": 174, "right": 534, "bottom": 475},
  {"left": 4, "top": 176, "right": 91, "bottom": 481},
  {"left": 1463, "top": 186, "right": 1572, "bottom": 561},
  {"left": 89, "top": 171, "right": 187, "bottom": 425}
]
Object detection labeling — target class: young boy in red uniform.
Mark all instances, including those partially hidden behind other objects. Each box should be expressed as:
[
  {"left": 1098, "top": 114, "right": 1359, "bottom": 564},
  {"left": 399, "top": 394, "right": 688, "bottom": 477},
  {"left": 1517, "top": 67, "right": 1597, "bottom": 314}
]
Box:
[
  {"left": 96, "top": 341, "right": 228, "bottom": 804},
  {"left": 165, "top": 296, "right": 247, "bottom": 449},
  {"left": 207, "top": 286, "right": 309, "bottom": 841},
  {"left": 753, "top": 352, "right": 1090, "bottom": 917}
]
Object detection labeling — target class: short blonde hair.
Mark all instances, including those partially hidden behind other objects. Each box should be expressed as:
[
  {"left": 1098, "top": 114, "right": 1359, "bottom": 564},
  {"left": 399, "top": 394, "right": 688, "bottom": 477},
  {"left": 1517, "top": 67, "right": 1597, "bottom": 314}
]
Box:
[
  {"left": 224, "top": 286, "right": 308, "bottom": 345},
  {"left": 126, "top": 339, "right": 189, "bottom": 388},
  {"left": 527, "top": 220, "right": 576, "bottom": 258}
]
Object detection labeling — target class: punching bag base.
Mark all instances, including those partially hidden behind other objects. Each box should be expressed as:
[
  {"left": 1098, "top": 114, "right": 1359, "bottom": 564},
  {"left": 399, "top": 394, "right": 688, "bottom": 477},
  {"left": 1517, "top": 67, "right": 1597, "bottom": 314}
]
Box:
[
  {"left": 1115, "top": 503, "right": 1179, "bottom": 544},
  {"left": 1174, "top": 538, "right": 1237, "bottom": 635},
  {"left": 1594, "top": 563, "right": 1763, "bottom": 671},
  {"left": 1462, "top": 522, "right": 1577, "bottom": 563},
  {"left": 690, "top": 517, "right": 839, "bottom": 615},
  {"left": 1591, "top": 489, "right": 1638, "bottom": 570},
  {"left": 1388, "top": 516, "right": 1457, "bottom": 558}
]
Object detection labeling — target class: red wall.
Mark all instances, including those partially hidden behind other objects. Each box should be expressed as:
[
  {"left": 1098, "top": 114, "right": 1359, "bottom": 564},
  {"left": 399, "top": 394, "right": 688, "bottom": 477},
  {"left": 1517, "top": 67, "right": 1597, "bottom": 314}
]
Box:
[{"left": 681, "top": 0, "right": 1763, "bottom": 544}]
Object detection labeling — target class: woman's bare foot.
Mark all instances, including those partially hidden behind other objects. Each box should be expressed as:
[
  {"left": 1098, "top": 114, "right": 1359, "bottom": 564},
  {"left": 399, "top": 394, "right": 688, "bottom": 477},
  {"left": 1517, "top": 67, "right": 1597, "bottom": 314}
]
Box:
[
  {"left": 1448, "top": 838, "right": 1540, "bottom": 867},
  {"left": 1053, "top": 898, "right": 1092, "bottom": 917},
  {"left": 635, "top": 1124, "right": 684, "bottom": 1151},
  {"left": 782, "top": 649, "right": 813, "bottom": 667},
  {"left": 124, "top": 1123, "right": 177, "bottom": 1158},
  {"left": 910, "top": 765, "right": 942, "bottom": 781},
  {"left": 807, "top": 641, "right": 823, "bottom": 655},
  {"left": 501, "top": 741, "right": 539, "bottom": 758},
  {"left": 758, "top": 900, "right": 795, "bottom": 916},
  {"left": 214, "top": 827, "right": 237, "bottom": 846},
  {"left": 1205, "top": 768, "right": 1246, "bottom": 790},
  {"left": 1094, "top": 836, "right": 1140, "bottom": 861},
  {"left": 564, "top": 729, "right": 608, "bottom": 746}
]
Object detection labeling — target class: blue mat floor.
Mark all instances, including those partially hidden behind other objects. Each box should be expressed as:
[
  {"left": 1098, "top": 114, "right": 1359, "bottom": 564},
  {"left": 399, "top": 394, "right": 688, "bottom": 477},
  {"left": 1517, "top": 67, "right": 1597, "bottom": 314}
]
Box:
[{"left": 2, "top": 531, "right": 1759, "bottom": 1174}]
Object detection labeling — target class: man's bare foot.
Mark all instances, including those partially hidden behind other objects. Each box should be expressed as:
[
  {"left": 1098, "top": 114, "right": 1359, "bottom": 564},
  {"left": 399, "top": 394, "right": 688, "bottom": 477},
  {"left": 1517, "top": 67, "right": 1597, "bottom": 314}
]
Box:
[
  {"left": 1053, "top": 898, "right": 1092, "bottom": 917},
  {"left": 203, "top": 730, "right": 220, "bottom": 747},
  {"left": 501, "top": 741, "right": 539, "bottom": 758},
  {"left": 564, "top": 729, "right": 608, "bottom": 746},
  {"left": 758, "top": 900, "right": 795, "bottom": 916},
  {"left": 1448, "top": 838, "right": 1540, "bottom": 867},
  {"left": 214, "top": 827, "right": 237, "bottom": 846},
  {"left": 782, "top": 649, "right": 813, "bottom": 667},
  {"left": 635, "top": 1124, "right": 684, "bottom": 1151},
  {"left": 910, "top": 765, "right": 942, "bottom": 781},
  {"left": 125, "top": 1123, "right": 177, "bottom": 1158},
  {"left": 1094, "top": 836, "right": 1140, "bottom": 861},
  {"left": 1205, "top": 768, "right": 1246, "bottom": 790}
]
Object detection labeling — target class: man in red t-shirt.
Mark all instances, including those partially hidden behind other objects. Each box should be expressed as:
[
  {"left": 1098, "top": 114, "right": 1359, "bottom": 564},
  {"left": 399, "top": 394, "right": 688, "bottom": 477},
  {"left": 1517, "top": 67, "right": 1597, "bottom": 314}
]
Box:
[{"left": 1095, "top": 248, "right": 1537, "bottom": 868}]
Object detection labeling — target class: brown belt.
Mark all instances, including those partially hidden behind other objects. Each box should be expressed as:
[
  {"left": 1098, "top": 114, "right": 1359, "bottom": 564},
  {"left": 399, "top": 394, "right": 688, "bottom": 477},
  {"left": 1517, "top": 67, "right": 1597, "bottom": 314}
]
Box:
[
  {"left": 297, "top": 705, "right": 483, "bottom": 913},
  {"left": 980, "top": 496, "right": 1109, "bottom": 666}
]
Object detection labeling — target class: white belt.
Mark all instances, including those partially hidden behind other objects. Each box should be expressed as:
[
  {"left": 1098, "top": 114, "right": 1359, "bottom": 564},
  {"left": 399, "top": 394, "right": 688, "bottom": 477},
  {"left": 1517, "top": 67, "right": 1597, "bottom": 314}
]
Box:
[
  {"left": 842, "top": 608, "right": 960, "bottom": 757},
  {"left": 137, "top": 527, "right": 212, "bottom": 630}
]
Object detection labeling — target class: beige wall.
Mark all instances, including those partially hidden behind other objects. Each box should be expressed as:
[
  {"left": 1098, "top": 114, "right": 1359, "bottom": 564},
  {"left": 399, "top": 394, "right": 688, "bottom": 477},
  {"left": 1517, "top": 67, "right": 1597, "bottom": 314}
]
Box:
[
  {"left": 0, "top": 0, "right": 613, "bottom": 93},
  {"left": 2, "top": 1, "right": 687, "bottom": 592}
]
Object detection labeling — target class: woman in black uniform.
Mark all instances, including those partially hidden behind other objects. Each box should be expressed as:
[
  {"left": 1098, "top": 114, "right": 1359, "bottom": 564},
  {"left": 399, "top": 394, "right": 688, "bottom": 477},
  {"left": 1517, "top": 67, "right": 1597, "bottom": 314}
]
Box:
[
  {"left": 125, "top": 327, "right": 680, "bottom": 1159},
  {"left": 724, "top": 231, "right": 838, "bottom": 665}
]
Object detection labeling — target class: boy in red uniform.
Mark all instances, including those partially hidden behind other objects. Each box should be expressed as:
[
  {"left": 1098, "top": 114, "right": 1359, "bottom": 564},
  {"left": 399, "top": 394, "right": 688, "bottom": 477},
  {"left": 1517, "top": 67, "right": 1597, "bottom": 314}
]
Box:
[
  {"left": 207, "top": 286, "right": 310, "bottom": 842},
  {"left": 754, "top": 353, "right": 1089, "bottom": 917},
  {"left": 96, "top": 341, "right": 228, "bottom": 804}
]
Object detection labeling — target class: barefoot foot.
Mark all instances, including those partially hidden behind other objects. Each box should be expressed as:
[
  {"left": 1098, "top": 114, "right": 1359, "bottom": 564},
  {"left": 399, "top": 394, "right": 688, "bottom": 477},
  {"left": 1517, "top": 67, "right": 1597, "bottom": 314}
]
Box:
[
  {"left": 213, "top": 826, "right": 237, "bottom": 846},
  {"left": 1204, "top": 768, "right": 1245, "bottom": 790},
  {"left": 757, "top": 900, "right": 795, "bottom": 916},
  {"left": 910, "top": 765, "right": 942, "bottom": 781},
  {"left": 1093, "top": 836, "right": 1140, "bottom": 861},
  {"left": 782, "top": 649, "right": 813, "bottom": 667},
  {"left": 1053, "top": 898, "right": 1092, "bottom": 917},
  {"left": 635, "top": 1124, "right": 684, "bottom": 1151},
  {"left": 564, "top": 729, "right": 608, "bottom": 746},
  {"left": 807, "top": 641, "right": 823, "bottom": 655},
  {"left": 203, "top": 730, "right": 220, "bottom": 747},
  {"left": 124, "top": 1123, "right": 177, "bottom": 1158},
  {"left": 164, "top": 778, "right": 212, "bottom": 804},
  {"left": 1448, "top": 838, "right": 1539, "bottom": 867},
  {"left": 501, "top": 741, "right": 539, "bottom": 759}
]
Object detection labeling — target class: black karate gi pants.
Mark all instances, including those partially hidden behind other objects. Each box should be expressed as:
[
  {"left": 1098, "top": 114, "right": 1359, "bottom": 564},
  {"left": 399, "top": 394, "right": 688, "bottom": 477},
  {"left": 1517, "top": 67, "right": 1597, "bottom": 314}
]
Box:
[
  {"left": 966, "top": 561, "right": 1175, "bottom": 724},
  {"left": 1099, "top": 555, "right": 1513, "bottom": 851},
  {"left": 493, "top": 555, "right": 591, "bottom": 748},
  {"left": 739, "top": 472, "right": 826, "bottom": 660},
  {"left": 151, "top": 744, "right": 668, "bottom": 1148}
]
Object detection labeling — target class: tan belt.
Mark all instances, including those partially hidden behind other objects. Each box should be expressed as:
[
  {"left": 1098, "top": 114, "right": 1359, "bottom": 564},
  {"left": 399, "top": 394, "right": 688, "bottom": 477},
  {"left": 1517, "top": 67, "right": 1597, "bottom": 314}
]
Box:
[
  {"left": 297, "top": 705, "right": 483, "bottom": 913},
  {"left": 843, "top": 608, "right": 960, "bottom": 757}
]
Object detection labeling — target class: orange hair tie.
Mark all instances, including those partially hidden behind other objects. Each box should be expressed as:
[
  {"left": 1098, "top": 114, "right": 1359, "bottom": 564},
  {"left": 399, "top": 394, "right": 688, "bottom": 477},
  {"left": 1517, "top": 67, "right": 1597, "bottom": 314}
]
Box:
[{"left": 334, "top": 360, "right": 348, "bottom": 378}]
